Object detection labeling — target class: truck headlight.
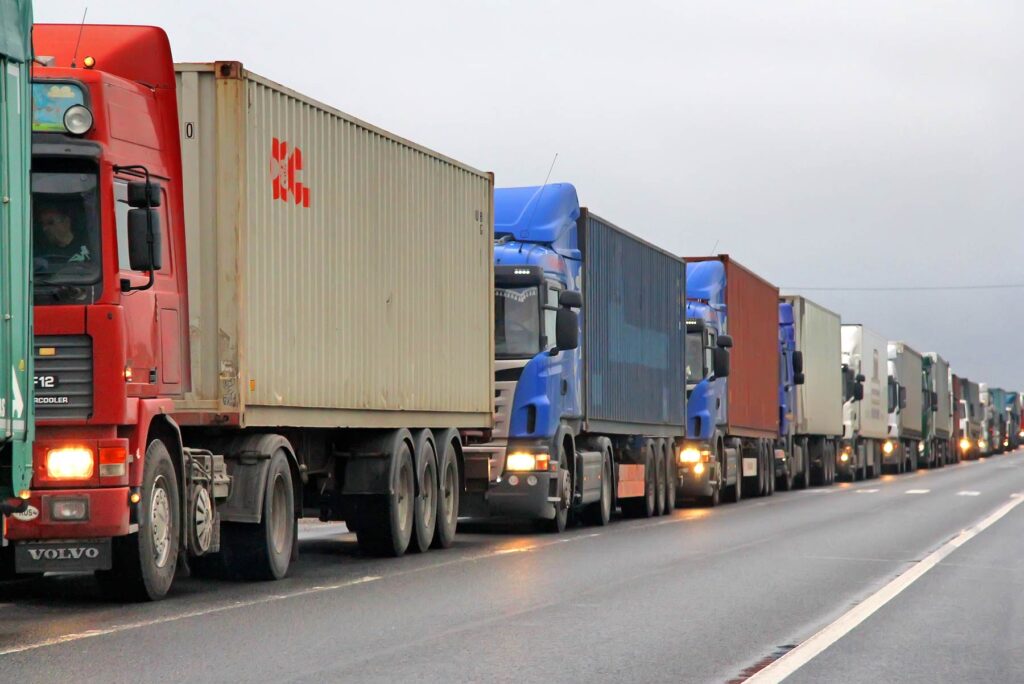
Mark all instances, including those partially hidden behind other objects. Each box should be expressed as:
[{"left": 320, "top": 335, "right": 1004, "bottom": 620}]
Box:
[
  {"left": 46, "top": 447, "right": 94, "bottom": 480},
  {"left": 63, "top": 104, "right": 94, "bottom": 136},
  {"left": 882, "top": 441, "right": 894, "bottom": 455},
  {"left": 679, "top": 447, "right": 702, "bottom": 464},
  {"left": 918, "top": 442, "right": 925, "bottom": 453},
  {"left": 959, "top": 438, "right": 971, "bottom": 452},
  {"left": 979, "top": 439, "right": 987, "bottom": 450},
  {"left": 505, "top": 452, "right": 549, "bottom": 472}
]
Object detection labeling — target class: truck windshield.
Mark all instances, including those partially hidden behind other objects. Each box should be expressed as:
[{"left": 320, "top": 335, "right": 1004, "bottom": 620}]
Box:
[
  {"left": 686, "top": 333, "right": 704, "bottom": 384},
  {"left": 495, "top": 286, "right": 541, "bottom": 358},
  {"left": 32, "top": 167, "right": 102, "bottom": 303}
]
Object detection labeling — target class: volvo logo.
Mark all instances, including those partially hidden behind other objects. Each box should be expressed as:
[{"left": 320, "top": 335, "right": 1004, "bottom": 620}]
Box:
[{"left": 26, "top": 546, "right": 100, "bottom": 561}]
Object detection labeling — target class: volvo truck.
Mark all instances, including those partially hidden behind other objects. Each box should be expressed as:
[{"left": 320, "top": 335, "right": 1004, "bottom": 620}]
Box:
[
  {"left": 464, "top": 184, "right": 687, "bottom": 530},
  {"left": 8, "top": 25, "right": 494, "bottom": 600}
]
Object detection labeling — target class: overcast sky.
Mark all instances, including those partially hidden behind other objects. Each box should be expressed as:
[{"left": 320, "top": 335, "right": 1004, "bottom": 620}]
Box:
[{"left": 38, "top": 0, "right": 1024, "bottom": 389}]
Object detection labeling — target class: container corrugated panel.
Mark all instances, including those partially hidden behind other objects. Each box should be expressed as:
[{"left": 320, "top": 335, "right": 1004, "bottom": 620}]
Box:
[
  {"left": 889, "top": 342, "right": 924, "bottom": 437},
  {"left": 841, "top": 325, "right": 889, "bottom": 440},
  {"left": 580, "top": 209, "right": 686, "bottom": 435},
  {"left": 175, "top": 63, "right": 493, "bottom": 428},
  {"left": 690, "top": 256, "right": 778, "bottom": 437},
  {"left": 925, "top": 353, "right": 952, "bottom": 437},
  {"left": 784, "top": 296, "right": 842, "bottom": 437}
]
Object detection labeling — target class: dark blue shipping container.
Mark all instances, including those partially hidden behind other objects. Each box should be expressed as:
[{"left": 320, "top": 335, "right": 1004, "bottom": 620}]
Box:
[{"left": 579, "top": 209, "right": 686, "bottom": 436}]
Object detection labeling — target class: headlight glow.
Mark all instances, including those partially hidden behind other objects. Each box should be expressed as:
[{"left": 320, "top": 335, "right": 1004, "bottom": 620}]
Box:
[
  {"left": 918, "top": 442, "right": 925, "bottom": 453},
  {"left": 882, "top": 441, "right": 894, "bottom": 455},
  {"left": 505, "top": 452, "right": 549, "bottom": 472},
  {"left": 979, "top": 439, "right": 987, "bottom": 450},
  {"left": 693, "top": 462, "right": 705, "bottom": 475},
  {"left": 840, "top": 452, "right": 850, "bottom": 463},
  {"left": 46, "top": 447, "right": 94, "bottom": 480},
  {"left": 679, "top": 447, "right": 702, "bottom": 464},
  {"left": 959, "top": 438, "right": 971, "bottom": 452}
]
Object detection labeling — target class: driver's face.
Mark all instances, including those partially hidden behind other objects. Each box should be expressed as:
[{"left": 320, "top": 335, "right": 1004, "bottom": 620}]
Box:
[{"left": 40, "top": 210, "right": 74, "bottom": 247}]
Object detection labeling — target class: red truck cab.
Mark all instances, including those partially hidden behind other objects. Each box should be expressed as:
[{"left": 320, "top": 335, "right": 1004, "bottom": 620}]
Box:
[{"left": 6, "top": 25, "right": 191, "bottom": 596}]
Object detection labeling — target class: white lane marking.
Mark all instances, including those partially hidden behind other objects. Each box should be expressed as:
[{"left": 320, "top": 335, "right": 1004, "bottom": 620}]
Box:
[
  {"left": 957, "top": 491, "right": 981, "bottom": 497},
  {"left": 855, "top": 489, "right": 879, "bottom": 494},
  {"left": 746, "top": 493, "right": 1024, "bottom": 683},
  {"left": 905, "top": 489, "right": 930, "bottom": 494},
  {"left": 0, "top": 575, "right": 381, "bottom": 657}
]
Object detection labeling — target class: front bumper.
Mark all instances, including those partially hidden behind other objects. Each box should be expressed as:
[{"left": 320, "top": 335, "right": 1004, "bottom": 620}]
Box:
[
  {"left": 4, "top": 486, "right": 131, "bottom": 541},
  {"left": 678, "top": 462, "right": 713, "bottom": 497},
  {"left": 487, "top": 470, "right": 559, "bottom": 520}
]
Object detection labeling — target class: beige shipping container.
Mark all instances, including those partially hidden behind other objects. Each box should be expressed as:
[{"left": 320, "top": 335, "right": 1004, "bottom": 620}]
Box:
[
  {"left": 783, "top": 295, "right": 843, "bottom": 437},
  {"left": 174, "top": 62, "right": 494, "bottom": 429}
]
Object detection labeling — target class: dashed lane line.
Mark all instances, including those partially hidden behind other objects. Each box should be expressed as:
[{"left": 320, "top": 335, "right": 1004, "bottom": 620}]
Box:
[{"left": 905, "top": 489, "right": 930, "bottom": 494}]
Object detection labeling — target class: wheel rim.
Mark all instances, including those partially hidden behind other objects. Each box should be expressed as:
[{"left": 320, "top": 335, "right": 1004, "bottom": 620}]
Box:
[
  {"left": 397, "top": 460, "right": 414, "bottom": 531},
  {"left": 441, "top": 462, "right": 456, "bottom": 524},
  {"left": 269, "top": 472, "right": 290, "bottom": 554},
  {"left": 150, "top": 476, "right": 172, "bottom": 568},
  {"left": 194, "top": 487, "right": 214, "bottom": 553},
  {"left": 422, "top": 462, "right": 436, "bottom": 531}
]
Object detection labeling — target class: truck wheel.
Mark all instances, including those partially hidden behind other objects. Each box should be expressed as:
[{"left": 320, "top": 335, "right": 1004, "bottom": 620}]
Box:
[
  {"left": 219, "top": 448, "right": 296, "bottom": 580},
  {"left": 664, "top": 445, "right": 677, "bottom": 512},
  {"left": 431, "top": 438, "right": 460, "bottom": 549},
  {"left": 584, "top": 450, "right": 612, "bottom": 526},
  {"left": 544, "top": 444, "right": 572, "bottom": 533},
  {"left": 411, "top": 436, "right": 438, "bottom": 554},
  {"left": 724, "top": 453, "right": 742, "bottom": 504},
  {"left": 654, "top": 444, "right": 667, "bottom": 516},
  {"left": 97, "top": 439, "right": 179, "bottom": 601},
  {"left": 358, "top": 441, "right": 415, "bottom": 555}
]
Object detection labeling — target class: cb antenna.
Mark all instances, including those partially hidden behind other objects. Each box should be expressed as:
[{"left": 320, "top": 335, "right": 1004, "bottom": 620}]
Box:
[
  {"left": 519, "top": 152, "right": 559, "bottom": 253},
  {"left": 709, "top": 239, "right": 719, "bottom": 255},
  {"left": 70, "top": 7, "right": 89, "bottom": 68}
]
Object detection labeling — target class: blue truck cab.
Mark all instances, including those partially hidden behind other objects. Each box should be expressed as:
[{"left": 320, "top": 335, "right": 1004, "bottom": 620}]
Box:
[
  {"left": 462, "top": 184, "right": 583, "bottom": 528},
  {"left": 678, "top": 260, "right": 736, "bottom": 505},
  {"left": 462, "top": 183, "right": 688, "bottom": 530},
  {"left": 777, "top": 301, "right": 799, "bottom": 481}
]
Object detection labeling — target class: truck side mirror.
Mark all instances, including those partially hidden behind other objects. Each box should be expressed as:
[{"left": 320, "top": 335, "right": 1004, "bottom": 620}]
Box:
[
  {"left": 931, "top": 391, "right": 938, "bottom": 411},
  {"left": 128, "top": 208, "right": 162, "bottom": 272},
  {"left": 713, "top": 347, "right": 730, "bottom": 378},
  {"left": 853, "top": 383, "right": 865, "bottom": 401},
  {"left": 558, "top": 290, "right": 582, "bottom": 309},
  {"left": 555, "top": 308, "right": 579, "bottom": 352},
  {"left": 794, "top": 372, "right": 805, "bottom": 385},
  {"left": 127, "top": 180, "right": 162, "bottom": 208},
  {"left": 717, "top": 334, "right": 733, "bottom": 349},
  {"left": 899, "top": 386, "right": 907, "bottom": 410},
  {"left": 856, "top": 374, "right": 866, "bottom": 382},
  {"left": 792, "top": 351, "right": 804, "bottom": 374}
]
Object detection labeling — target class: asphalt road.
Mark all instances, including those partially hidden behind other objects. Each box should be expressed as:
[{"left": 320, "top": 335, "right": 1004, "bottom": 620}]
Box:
[{"left": 2, "top": 450, "right": 1023, "bottom": 683}]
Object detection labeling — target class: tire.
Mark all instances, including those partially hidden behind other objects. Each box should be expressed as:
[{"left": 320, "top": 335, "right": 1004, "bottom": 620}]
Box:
[
  {"left": 654, "top": 443, "right": 667, "bottom": 516},
  {"left": 97, "top": 439, "right": 179, "bottom": 601},
  {"left": 724, "top": 450, "right": 742, "bottom": 504},
  {"left": 584, "top": 450, "right": 612, "bottom": 526},
  {"left": 358, "top": 440, "right": 415, "bottom": 556},
  {"left": 411, "top": 436, "right": 438, "bottom": 554},
  {"left": 766, "top": 445, "right": 775, "bottom": 497},
  {"left": 431, "top": 438, "right": 460, "bottom": 549},
  {"left": 544, "top": 443, "right": 572, "bottom": 533},
  {"left": 664, "top": 445, "right": 678, "bottom": 512},
  {"left": 218, "top": 448, "right": 296, "bottom": 580}
]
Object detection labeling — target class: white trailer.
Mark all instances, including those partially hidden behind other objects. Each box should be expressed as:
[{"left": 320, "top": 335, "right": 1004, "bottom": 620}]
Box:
[
  {"left": 886, "top": 341, "right": 925, "bottom": 472},
  {"left": 841, "top": 325, "right": 888, "bottom": 479}
]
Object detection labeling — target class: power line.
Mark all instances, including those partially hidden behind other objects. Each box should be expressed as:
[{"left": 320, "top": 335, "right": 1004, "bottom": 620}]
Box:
[{"left": 785, "top": 283, "right": 1024, "bottom": 292}]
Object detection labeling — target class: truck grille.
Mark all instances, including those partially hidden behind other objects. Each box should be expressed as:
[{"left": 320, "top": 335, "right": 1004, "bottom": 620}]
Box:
[{"left": 34, "top": 335, "right": 93, "bottom": 420}]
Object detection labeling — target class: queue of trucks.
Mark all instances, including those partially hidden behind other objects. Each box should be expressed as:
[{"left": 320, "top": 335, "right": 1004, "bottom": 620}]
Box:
[{"left": 0, "top": 20, "right": 1021, "bottom": 601}]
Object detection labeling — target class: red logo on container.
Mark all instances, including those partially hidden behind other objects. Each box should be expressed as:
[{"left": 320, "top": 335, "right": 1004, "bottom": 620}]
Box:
[{"left": 271, "top": 137, "right": 311, "bottom": 208}]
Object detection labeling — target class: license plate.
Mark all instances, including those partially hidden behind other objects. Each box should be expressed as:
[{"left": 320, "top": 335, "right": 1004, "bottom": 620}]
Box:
[
  {"left": 742, "top": 457, "right": 758, "bottom": 477},
  {"left": 15, "top": 539, "right": 112, "bottom": 573}
]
